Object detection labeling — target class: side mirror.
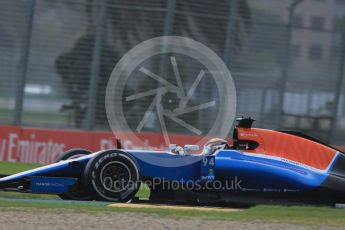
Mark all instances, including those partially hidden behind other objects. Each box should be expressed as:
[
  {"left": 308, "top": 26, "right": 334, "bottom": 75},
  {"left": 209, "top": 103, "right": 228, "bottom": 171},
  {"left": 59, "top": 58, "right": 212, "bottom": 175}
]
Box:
[
  {"left": 169, "top": 144, "right": 177, "bottom": 152},
  {"left": 184, "top": 145, "right": 199, "bottom": 153}
]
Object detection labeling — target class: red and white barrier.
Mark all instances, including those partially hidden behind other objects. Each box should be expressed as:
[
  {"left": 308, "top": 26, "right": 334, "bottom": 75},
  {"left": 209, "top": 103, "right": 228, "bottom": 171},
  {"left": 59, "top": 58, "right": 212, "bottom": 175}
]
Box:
[
  {"left": 0, "top": 125, "right": 203, "bottom": 164},
  {"left": 1, "top": 125, "right": 344, "bottom": 164}
]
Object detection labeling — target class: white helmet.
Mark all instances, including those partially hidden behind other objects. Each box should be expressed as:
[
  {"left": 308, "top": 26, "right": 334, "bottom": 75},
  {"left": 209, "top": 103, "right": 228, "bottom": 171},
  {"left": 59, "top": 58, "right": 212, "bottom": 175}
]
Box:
[{"left": 202, "top": 138, "right": 228, "bottom": 155}]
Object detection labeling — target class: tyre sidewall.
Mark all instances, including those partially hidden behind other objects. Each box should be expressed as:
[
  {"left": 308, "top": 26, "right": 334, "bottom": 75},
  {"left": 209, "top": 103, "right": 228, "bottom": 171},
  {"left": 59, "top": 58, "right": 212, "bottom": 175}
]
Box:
[{"left": 84, "top": 150, "right": 140, "bottom": 202}]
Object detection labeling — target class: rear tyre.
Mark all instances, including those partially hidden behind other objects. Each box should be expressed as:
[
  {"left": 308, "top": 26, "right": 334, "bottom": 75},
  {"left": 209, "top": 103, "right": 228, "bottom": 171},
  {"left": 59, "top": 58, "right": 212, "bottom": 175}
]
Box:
[
  {"left": 83, "top": 150, "right": 140, "bottom": 202},
  {"left": 55, "top": 148, "right": 91, "bottom": 162},
  {"left": 55, "top": 148, "right": 93, "bottom": 201}
]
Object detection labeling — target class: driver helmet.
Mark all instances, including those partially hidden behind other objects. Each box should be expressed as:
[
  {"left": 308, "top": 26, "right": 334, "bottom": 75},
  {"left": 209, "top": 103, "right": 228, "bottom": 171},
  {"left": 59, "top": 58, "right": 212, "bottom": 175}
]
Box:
[{"left": 201, "top": 138, "right": 228, "bottom": 155}]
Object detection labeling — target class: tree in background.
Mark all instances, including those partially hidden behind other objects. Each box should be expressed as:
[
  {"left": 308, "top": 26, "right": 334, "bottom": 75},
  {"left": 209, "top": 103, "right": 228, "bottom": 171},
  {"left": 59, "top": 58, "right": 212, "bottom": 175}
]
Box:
[
  {"left": 55, "top": 0, "right": 251, "bottom": 130},
  {"left": 55, "top": 0, "right": 117, "bottom": 128}
]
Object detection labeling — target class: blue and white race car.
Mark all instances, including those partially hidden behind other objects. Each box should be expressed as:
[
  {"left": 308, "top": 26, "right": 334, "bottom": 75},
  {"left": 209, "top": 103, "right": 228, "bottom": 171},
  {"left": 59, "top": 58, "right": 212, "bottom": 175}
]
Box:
[{"left": 1, "top": 118, "right": 345, "bottom": 205}]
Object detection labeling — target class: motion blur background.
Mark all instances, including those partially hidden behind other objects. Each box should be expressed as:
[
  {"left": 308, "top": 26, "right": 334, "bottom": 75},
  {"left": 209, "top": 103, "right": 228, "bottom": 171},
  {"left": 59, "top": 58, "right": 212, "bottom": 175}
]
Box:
[{"left": 1, "top": 0, "right": 345, "bottom": 145}]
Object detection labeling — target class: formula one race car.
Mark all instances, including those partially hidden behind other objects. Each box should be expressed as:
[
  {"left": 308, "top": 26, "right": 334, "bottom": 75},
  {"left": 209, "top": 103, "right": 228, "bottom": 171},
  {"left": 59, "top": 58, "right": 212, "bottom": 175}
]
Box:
[{"left": 1, "top": 117, "right": 345, "bottom": 206}]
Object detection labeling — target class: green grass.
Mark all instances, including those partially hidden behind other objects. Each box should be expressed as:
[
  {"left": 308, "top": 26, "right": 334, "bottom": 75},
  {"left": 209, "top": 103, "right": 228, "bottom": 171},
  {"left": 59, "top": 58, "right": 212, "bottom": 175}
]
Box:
[
  {"left": 0, "top": 162, "right": 41, "bottom": 174},
  {"left": 1, "top": 161, "right": 345, "bottom": 226}
]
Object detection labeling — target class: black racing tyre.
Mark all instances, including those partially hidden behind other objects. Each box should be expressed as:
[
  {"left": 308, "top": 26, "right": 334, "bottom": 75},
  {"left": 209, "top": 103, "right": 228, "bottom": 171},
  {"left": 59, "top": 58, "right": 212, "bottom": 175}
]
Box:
[
  {"left": 55, "top": 148, "right": 92, "bottom": 162},
  {"left": 83, "top": 150, "right": 140, "bottom": 202},
  {"left": 55, "top": 148, "right": 93, "bottom": 201}
]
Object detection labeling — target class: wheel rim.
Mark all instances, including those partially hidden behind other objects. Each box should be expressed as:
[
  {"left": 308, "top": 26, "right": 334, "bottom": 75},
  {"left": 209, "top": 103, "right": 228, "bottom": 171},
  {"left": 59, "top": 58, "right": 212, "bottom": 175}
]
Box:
[{"left": 100, "top": 161, "right": 132, "bottom": 193}]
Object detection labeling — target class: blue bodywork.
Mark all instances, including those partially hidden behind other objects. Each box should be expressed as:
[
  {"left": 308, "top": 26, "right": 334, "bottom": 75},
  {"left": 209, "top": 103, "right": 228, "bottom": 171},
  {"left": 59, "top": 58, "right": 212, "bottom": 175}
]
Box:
[
  {"left": 0, "top": 148, "right": 338, "bottom": 194},
  {"left": 215, "top": 150, "right": 336, "bottom": 192},
  {"left": 30, "top": 177, "right": 77, "bottom": 194}
]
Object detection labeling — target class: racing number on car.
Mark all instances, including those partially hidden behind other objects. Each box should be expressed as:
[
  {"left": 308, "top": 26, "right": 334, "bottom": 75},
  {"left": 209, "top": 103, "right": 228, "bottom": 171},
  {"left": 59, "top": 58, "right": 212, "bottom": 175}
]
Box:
[
  {"left": 200, "top": 156, "right": 215, "bottom": 181},
  {"left": 202, "top": 157, "right": 215, "bottom": 167}
]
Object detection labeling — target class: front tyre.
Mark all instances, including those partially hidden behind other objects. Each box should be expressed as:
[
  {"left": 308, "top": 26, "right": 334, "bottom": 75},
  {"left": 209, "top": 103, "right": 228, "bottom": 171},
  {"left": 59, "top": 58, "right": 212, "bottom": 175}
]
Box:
[{"left": 83, "top": 150, "right": 140, "bottom": 202}]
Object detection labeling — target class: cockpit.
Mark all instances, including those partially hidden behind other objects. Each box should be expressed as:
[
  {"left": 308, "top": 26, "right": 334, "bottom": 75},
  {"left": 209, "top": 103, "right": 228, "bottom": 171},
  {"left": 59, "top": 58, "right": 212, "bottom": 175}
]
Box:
[{"left": 170, "top": 117, "right": 257, "bottom": 155}]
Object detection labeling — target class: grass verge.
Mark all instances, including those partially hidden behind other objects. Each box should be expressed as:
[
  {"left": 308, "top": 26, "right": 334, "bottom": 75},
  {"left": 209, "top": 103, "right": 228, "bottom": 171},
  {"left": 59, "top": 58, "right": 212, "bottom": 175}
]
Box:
[{"left": 0, "top": 198, "right": 344, "bottom": 226}]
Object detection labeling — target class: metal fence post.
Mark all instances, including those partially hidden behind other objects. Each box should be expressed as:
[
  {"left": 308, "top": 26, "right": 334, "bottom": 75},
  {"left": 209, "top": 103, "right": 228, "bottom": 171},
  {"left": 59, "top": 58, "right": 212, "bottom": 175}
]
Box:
[
  {"left": 13, "top": 0, "right": 36, "bottom": 125},
  {"left": 163, "top": 0, "right": 176, "bottom": 37},
  {"left": 277, "top": 0, "right": 303, "bottom": 128},
  {"left": 85, "top": 0, "right": 107, "bottom": 130},
  {"left": 158, "top": 0, "right": 176, "bottom": 79},
  {"left": 155, "top": 0, "right": 176, "bottom": 133},
  {"left": 223, "top": 0, "right": 238, "bottom": 67},
  {"left": 329, "top": 28, "right": 345, "bottom": 143}
]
